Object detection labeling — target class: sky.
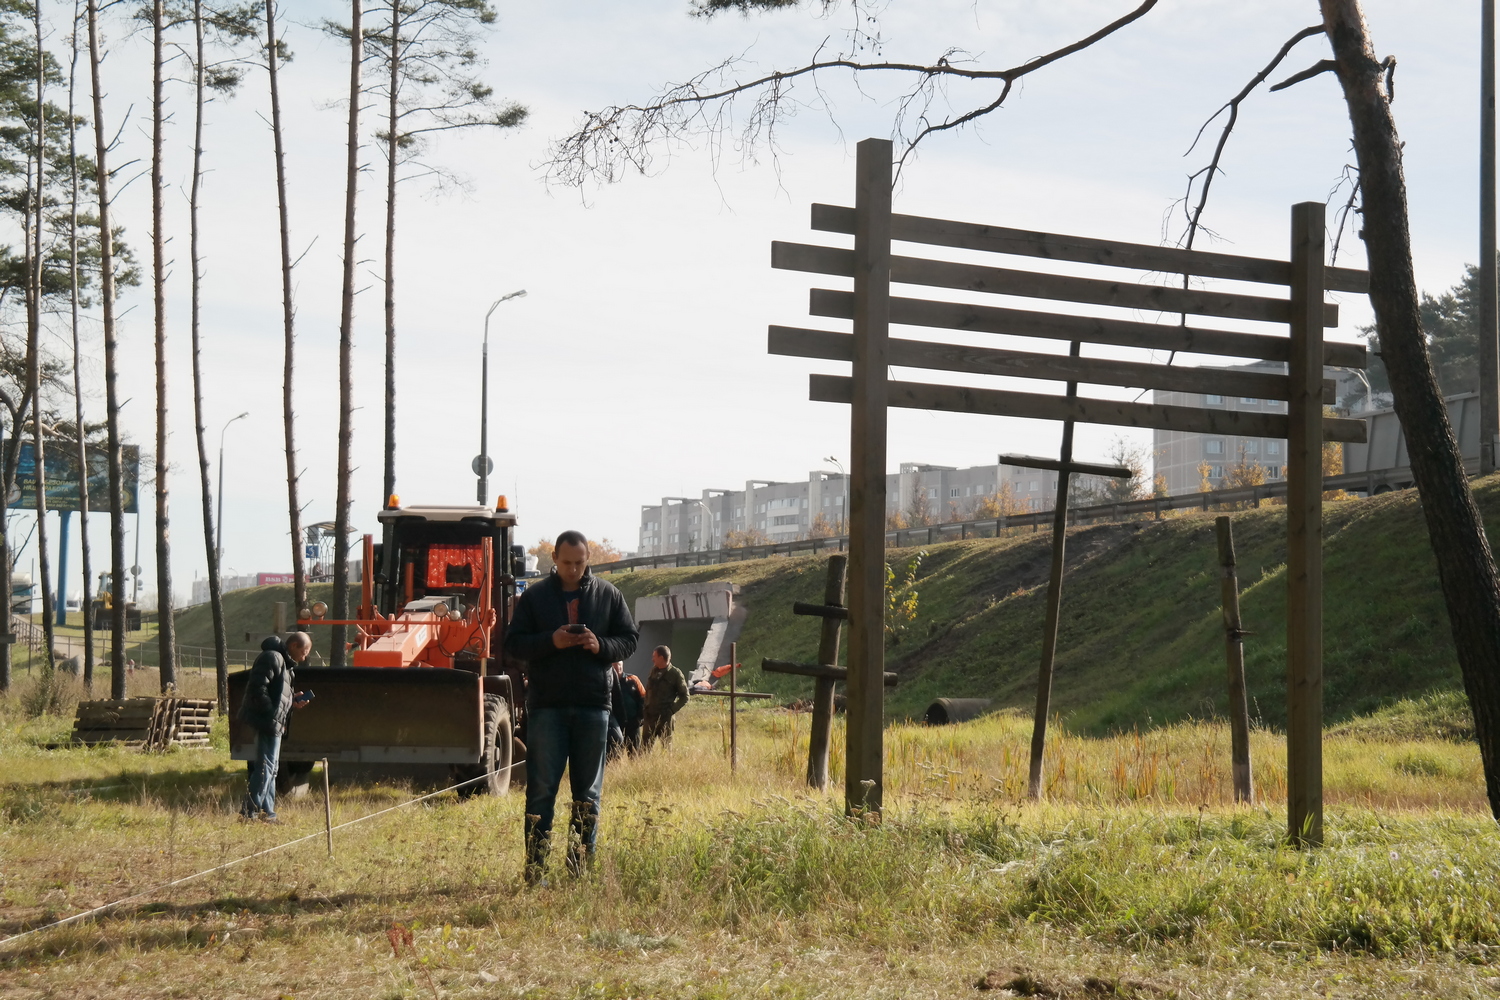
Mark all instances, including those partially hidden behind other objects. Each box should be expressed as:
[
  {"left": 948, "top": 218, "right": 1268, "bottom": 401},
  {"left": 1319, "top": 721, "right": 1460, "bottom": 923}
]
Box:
[{"left": 5, "top": 0, "right": 1487, "bottom": 608}]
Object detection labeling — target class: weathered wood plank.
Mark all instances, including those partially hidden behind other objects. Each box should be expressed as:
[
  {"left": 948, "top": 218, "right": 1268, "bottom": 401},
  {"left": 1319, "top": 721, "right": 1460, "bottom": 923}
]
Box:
[
  {"left": 810, "top": 203, "right": 1370, "bottom": 294},
  {"left": 1286, "top": 202, "right": 1326, "bottom": 847},
  {"left": 808, "top": 290, "right": 1367, "bottom": 368},
  {"left": 774, "top": 242, "right": 1342, "bottom": 326},
  {"left": 809, "top": 374, "right": 1369, "bottom": 443},
  {"left": 763, "top": 658, "right": 898, "bottom": 685},
  {"left": 769, "top": 325, "right": 1339, "bottom": 401},
  {"left": 1216, "top": 516, "right": 1254, "bottom": 805},
  {"left": 999, "top": 453, "right": 1133, "bottom": 478}
]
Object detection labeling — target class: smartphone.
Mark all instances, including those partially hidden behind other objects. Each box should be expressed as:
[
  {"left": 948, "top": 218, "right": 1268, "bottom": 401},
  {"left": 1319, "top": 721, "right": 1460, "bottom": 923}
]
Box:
[{"left": 566, "top": 624, "right": 588, "bottom": 634}]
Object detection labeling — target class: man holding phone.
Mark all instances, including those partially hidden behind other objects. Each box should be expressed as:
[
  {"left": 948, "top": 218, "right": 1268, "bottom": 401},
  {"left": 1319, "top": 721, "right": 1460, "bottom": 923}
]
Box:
[
  {"left": 505, "top": 530, "right": 639, "bottom": 884},
  {"left": 238, "top": 631, "right": 313, "bottom": 823}
]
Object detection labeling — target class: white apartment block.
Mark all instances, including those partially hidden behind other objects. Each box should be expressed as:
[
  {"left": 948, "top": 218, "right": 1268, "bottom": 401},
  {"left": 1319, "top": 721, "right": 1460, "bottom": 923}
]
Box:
[
  {"left": 1152, "top": 362, "right": 1369, "bottom": 495},
  {"left": 636, "top": 460, "right": 1122, "bottom": 557}
]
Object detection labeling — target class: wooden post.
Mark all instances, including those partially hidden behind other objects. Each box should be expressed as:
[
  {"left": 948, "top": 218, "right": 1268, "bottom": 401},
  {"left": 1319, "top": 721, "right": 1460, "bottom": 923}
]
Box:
[
  {"left": 729, "top": 640, "right": 737, "bottom": 773},
  {"left": 1215, "top": 516, "right": 1253, "bottom": 804},
  {"left": 808, "top": 554, "right": 847, "bottom": 789},
  {"left": 1286, "top": 201, "right": 1325, "bottom": 846},
  {"left": 1026, "top": 341, "right": 1082, "bottom": 800},
  {"left": 844, "top": 138, "right": 891, "bottom": 818},
  {"left": 321, "top": 758, "right": 333, "bottom": 856},
  {"left": 272, "top": 601, "right": 287, "bottom": 635}
]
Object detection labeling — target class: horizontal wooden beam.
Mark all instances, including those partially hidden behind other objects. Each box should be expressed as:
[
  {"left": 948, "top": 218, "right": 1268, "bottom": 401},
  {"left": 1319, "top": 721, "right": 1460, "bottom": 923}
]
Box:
[
  {"left": 998, "top": 454, "right": 1133, "bottom": 478},
  {"left": 793, "top": 601, "right": 848, "bottom": 620},
  {"left": 762, "top": 658, "right": 898, "bottom": 686},
  {"left": 774, "top": 242, "right": 1341, "bottom": 328},
  {"left": 694, "top": 689, "right": 776, "bottom": 699},
  {"left": 810, "top": 203, "right": 1370, "bottom": 295},
  {"left": 809, "top": 375, "right": 1369, "bottom": 443},
  {"left": 809, "top": 289, "right": 1367, "bottom": 369},
  {"left": 769, "top": 325, "right": 1338, "bottom": 403}
]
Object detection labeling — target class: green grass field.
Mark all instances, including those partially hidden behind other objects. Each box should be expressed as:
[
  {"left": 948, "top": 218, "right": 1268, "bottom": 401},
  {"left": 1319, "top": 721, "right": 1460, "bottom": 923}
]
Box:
[
  {"left": 602, "top": 478, "right": 1500, "bottom": 735},
  {"left": 1, "top": 672, "right": 1497, "bottom": 998}
]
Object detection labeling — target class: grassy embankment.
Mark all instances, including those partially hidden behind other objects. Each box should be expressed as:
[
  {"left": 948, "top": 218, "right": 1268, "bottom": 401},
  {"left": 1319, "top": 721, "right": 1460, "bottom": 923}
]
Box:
[
  {"left": 603, "top": 478, "right": 1500, "bottom": 736},
  {"left": 0, "top": 675, "right": 1496, "bottom": 998}
]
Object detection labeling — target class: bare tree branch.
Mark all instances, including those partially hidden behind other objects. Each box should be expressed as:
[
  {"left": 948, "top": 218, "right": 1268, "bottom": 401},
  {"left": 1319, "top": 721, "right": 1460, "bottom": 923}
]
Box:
[
  {"left": 1269, "top": 59, "right": 1338, "bottom": 93},
  {"left": 545, "top": 0, "right": 1159, "bottom": 187}
]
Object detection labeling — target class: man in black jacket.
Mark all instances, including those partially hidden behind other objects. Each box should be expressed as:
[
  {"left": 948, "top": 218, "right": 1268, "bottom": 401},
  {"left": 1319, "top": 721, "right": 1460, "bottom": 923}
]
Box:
[
  {"left": 506, "top": 531, "right": 639, "bottom": 882},
  {"left": 238, "top": 632, "right": 311, "bottom": 822}
]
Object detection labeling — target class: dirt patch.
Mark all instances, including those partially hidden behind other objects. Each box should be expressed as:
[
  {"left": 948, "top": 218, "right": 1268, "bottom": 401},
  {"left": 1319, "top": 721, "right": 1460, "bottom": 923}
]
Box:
[{"left": 976, "top": 966, "right": 1169, "bottom": 997}]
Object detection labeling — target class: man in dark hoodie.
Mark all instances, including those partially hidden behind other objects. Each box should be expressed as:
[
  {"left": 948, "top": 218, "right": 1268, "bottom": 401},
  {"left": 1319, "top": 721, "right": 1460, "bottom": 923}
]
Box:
[
  {"left": 505, "top": 530, "right": 638, "bottom": 883},
  {"left": 238, "top": 632, "right": 311, "bottom": 822}
]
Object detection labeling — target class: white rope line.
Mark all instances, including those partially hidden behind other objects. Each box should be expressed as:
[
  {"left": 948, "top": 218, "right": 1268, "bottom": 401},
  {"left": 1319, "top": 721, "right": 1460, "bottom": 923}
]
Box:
[{"left": 0, "top": 757, "right": 526, "bottom": 951}]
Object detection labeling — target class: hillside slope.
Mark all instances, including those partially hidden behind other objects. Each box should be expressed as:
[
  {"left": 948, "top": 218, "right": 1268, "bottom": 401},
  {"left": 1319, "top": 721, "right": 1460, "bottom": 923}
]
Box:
[{"left": 603, "top": 476, "right": 1500, "bottom": 733}]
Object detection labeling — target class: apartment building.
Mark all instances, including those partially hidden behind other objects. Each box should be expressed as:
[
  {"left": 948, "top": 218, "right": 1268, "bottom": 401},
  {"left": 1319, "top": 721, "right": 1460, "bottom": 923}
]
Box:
[
  {"left": 636, "top": 459, "right": 1122, "bottom": 557},
  {"left": 1152, "top": 362, "right": 1369, "bottom": 495}
]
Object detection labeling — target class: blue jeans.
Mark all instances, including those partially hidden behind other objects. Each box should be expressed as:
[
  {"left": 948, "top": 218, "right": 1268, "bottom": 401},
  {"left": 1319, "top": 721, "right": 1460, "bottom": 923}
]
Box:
[
  {"left": 525, "top": 706, "right": 609, "bottom": 867},
  {"left": 243, "top": 730, "right": 281, "bottom": 818}
]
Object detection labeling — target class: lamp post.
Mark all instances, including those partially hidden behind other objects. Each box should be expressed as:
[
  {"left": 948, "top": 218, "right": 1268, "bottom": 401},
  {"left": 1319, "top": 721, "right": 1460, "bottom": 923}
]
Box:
[
  {"left": 216, "top": 412, "right": 249, "bottom": 564},
  {"left": 478, "top": 289, "right": 527, "bottom": 505},
  {"left": 824, "top": 455, "right": 847, "bottom": 534}
]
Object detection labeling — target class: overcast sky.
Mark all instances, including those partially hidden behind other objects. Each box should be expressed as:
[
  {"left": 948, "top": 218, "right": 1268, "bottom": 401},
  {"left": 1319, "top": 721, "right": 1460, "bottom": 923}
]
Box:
[{"left": 8, "top": 0, "right": 1485, "bottom": 606}]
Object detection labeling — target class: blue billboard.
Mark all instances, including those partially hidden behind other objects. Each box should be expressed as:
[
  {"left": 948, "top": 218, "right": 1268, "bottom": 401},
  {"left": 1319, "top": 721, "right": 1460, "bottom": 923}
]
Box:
[{"left": 8, "top": 441, "right": 140, "bottom": 514}]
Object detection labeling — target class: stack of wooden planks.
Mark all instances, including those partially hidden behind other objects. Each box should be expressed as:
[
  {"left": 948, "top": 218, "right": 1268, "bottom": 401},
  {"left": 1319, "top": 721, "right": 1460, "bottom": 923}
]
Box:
[{"left": 71, "top": 697, "right": 216, "bottom": 750}]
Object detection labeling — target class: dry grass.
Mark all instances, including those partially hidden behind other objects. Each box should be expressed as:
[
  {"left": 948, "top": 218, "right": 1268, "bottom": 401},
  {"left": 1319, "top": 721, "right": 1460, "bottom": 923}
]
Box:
[{"left": 0, "top": 688, "right": 1497, "bottom": 998}]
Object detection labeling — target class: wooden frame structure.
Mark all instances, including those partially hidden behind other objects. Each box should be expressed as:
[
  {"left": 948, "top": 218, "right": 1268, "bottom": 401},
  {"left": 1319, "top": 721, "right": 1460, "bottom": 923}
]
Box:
[{"left": 769, "top": 137, "right": 1369, "bottom": 845}]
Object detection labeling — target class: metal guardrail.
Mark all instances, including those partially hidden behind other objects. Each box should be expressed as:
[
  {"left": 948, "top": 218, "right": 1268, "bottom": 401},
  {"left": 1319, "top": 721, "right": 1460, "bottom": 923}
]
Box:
[{"left": 593, "top": 468, "right": 1427, "bottom": 573}]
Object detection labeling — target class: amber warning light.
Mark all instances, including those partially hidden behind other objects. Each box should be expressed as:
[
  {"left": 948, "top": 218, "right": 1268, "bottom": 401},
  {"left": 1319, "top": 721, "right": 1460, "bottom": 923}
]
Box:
[{"left": 496, "top": 495, "right": 509, "bottom": 512}]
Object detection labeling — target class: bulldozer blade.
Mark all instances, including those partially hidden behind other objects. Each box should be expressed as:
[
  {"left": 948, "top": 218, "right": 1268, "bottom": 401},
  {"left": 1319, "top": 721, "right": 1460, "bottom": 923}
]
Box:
[{"left": 228, "top": 667, "right": 484, "bottom": 764}]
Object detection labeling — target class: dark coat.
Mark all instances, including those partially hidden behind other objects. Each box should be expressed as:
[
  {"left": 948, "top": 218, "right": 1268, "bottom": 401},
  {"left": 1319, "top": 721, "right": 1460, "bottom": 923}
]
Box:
[
  {"left": 612, "top": 670, "right": 646, "bottom": 728},
  {"left": 238, "top": 637, "right": 295, "bottom": 735},
  {"left": 505, "top": 570, "right": 639, "bottom": 711},
  {"left": 643, "top": 663, "right": 689, "bottom": 718}
]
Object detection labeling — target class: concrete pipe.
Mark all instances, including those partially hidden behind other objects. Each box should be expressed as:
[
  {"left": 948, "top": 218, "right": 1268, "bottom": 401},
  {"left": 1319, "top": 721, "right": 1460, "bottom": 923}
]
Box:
[{"left": 924, "top": 698, "right": 994, "bottom": 725}]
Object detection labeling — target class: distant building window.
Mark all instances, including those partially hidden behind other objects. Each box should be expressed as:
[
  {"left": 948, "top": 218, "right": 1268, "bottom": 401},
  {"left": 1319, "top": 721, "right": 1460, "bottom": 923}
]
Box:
[
  {"left": 1211, "top": 466, "right": 1224, "bottom": 478},
  {"left": 1029, "top": 480, "right": 1039, "bottom": 492},
  {"left": 950, "top": 488, "right": 961, "bottom": 498},
  {"left": 1266, "top": 441, "right": 1282, "bottom": 456},
  {"left": 927, "top": 487, "right": 938, "bottom": 499},
  {"left": 823, "top": 496, "right": 830, "bottom": 506},
  {"left": 835, "top": 496, "right": 844, "bottom": 505},
  {"left": 1205, "top": 394, "right": 1224, "bottom": 404},
  {"left": 772, "top": 515, "right": 798, "bottom": 526},
  {"left": 1244, "top": 440, "right": 1259, "bottom": 454},
  {"left": 1205, "top": 440, "right": 1224, "bottom": 455},
  {"left": 1241, "top": 397, "right": 1258, "bottom": 405}
]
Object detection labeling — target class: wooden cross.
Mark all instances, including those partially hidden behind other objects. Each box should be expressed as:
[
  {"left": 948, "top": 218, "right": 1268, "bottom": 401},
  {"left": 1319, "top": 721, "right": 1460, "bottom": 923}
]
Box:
[
  {"left": 693, "top": 641, "right": 772, "bottom": 773},
  {"left": 998, "top": 452, "right": 1132, "bottom": 800},
  {"left": 760, "top": 554, "right": 897, "bottom": 790}
]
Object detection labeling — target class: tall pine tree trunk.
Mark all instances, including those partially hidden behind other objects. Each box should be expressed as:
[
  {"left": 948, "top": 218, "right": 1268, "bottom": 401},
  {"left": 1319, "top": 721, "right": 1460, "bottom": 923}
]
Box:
[
  {"left": 87, "top": 0, "right": 127, "bottom": 699},
  {"left": 151, "top": 0, "right": 176, "bottom": 688},
  {"left": 68, "top": 0, "right": 94, "bottom": 691},
  {"left": 266, "top": 0, "right": 306, "bottom": 614},
  {"left": 331, "top": 0, "right": 362, "bottom": 665},
  {"left": 1319, "top": 0, "right": 1500, "bottom": 820},
  {"left": 382, "top": 0, "right": 399, "bottom": 509},
  {"left": 188, "top": 0, "right": 227, "bottom": 705},
  {"left": 28, "top": 0, "right": 56, "bottom": 675}
]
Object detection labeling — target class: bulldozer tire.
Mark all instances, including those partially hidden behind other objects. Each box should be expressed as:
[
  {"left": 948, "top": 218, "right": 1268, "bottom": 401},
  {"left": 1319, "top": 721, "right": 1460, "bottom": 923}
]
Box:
[
  {"left": 455, "top": 695, "right": 513, "bottom": 798},
  {"left": 276, "top": 760, "right": 314, "bottom": 799},
  {"left": 510, "top": 737, "right": 527, "bottom": 789}
]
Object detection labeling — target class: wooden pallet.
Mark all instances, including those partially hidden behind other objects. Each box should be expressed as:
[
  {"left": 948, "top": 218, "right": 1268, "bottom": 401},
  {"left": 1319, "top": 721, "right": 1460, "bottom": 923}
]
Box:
[{"left": 72, "top": 697, "right": 216, "bottom": 750}]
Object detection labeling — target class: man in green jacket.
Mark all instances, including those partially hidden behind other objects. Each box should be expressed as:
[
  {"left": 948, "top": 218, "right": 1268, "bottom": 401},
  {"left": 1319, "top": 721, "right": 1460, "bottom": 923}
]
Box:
[{"left": 641, "top": 645, "right": 689, "bottom": 750}]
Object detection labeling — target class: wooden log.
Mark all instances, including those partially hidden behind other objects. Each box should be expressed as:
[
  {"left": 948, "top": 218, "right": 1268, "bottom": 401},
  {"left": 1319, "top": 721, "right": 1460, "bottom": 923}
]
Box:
[
  {"left": 773, "top": 242, "right": 1341, "bottom": 327},
  {"left": 809, "top": 203, "right": 1370, "bottom": 294},
  {"left": 792, "top": 600, "right": 849, "bottom": 620},
  {"left": 845, "top": 138, "right": 891, "bottom": 819},
  {"left": 763, "top": 658, "right": 898, "bottom": 685},
  {"left": 1286, "top": 202, "right": 1326, "bottom": 847},
  {"left": 809, "top": 375, "right": 1369, "bottom": 443},
  {"left": 694, "top": 689, "right": 774, "bottom": 699},
  {"left": 1216, "top": 516, "right": 1254, "bottom": 805},
  {"left": 809, "top": 290, "right": 1367, "bottom": 368},
  {"left": 808, "top": 554, "right": 846, "bottom": 791},
  {"left": 769, "top": 326, "right": 1339, "bottom": 402}
]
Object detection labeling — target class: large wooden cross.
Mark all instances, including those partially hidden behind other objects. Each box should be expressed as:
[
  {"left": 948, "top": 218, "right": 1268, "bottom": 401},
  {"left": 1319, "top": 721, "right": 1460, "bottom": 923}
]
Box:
[{"left": 769, "top": 137, "right": 1368, "bottom": 844}]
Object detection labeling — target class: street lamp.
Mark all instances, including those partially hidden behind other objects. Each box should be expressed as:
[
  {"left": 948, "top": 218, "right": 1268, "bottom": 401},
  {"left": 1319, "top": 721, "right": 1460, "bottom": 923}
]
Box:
[
  {"left": 478, "top": 289, "right": 527, "bottom": 505},
  {"left": 824, "top": 455, "right": 846, "bottom": 534},
  {"left": 216, "top": 412, "right": 249, "bottom": 564}
]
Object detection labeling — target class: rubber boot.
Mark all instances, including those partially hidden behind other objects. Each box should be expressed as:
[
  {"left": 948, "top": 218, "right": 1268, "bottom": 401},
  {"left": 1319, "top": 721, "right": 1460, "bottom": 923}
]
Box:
[
  {"left": 565, "top": 801, "right": 598, "bottom": 877},
  {"left": 524, "top": 813, "right": 550, "bottom": 887}
]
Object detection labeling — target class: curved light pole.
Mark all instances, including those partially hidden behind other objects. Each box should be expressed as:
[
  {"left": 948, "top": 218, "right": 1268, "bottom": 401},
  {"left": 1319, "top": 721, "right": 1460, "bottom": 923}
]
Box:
[
  {"left": 824, "top": 455, "right": 847, "bottom": 534},
  {"left": 216, "top": 412, "right": 249, "bottom": 563},
  {"left": 478, "top": 290, "right": 527, "bottom": 505}
]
